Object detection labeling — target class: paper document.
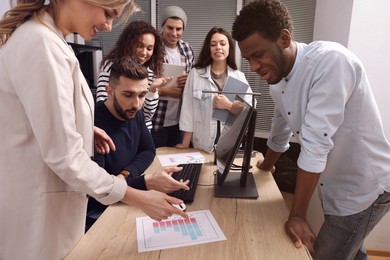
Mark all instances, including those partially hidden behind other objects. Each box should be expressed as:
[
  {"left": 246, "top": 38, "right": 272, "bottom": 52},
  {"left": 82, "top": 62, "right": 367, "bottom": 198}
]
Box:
[
  {"left": 157, "top": 152, "right": 207, "bottom": 166},
  {"left": 213, "top": 76, "right": 250, "bottom": 122},
  {"left": 136, "top": 210, "right": 226, "bottom": 252},
  {"left": 161, "top": 63, "right": 186, "bottom": 101}
]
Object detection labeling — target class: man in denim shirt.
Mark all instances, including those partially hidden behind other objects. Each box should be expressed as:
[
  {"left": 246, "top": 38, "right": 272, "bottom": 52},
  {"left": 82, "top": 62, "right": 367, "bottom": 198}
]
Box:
[{"left": 232, "top": 1, "right": 390, "bottom": 259}]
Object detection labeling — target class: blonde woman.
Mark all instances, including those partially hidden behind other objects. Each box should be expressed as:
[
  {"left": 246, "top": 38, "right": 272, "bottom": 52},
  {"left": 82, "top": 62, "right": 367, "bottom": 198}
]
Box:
[{"left": 0, "top": 1, "right": 187, "bottom": 259}]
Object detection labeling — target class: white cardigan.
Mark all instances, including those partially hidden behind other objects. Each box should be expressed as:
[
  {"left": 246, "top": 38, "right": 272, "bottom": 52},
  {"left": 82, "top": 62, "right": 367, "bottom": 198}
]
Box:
[
  {"left": 0, "top": 13, "right": 127, "bottom": 259},
  {"left": 180, "top": 66, "right": 253, "bottom": 153}
]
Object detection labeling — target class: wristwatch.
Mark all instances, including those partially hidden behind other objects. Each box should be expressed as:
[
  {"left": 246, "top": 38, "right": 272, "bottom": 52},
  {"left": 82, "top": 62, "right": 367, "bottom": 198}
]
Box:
[{"left": 120, "top": 170, "right": 130, "bottom": 178}]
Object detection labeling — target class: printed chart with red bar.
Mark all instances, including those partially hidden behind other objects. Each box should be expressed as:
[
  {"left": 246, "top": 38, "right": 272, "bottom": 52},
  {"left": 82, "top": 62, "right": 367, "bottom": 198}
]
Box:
[
  {"left": 136, "top": 210, "right": 226, "bottom": 252},
  {"left": 157, "top": 152, "right": 207, "bottom": 166}
]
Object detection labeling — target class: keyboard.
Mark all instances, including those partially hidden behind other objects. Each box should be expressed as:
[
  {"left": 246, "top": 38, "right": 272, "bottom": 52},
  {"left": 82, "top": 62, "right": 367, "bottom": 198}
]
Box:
[{"left": 168, "top": 163, "right": 203, "bottom": 203}]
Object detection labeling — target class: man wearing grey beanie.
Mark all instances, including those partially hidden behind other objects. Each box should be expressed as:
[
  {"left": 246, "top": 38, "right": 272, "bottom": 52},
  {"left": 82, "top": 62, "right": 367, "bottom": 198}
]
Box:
[{"left": 151, "top": 6, "right": 194, "bottom": 148}]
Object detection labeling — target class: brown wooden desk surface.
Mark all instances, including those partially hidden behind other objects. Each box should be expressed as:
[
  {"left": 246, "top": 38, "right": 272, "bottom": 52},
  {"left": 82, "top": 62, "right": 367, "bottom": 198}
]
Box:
[{"left": 66, "top": 147, "right": 312, "bottom": 260}]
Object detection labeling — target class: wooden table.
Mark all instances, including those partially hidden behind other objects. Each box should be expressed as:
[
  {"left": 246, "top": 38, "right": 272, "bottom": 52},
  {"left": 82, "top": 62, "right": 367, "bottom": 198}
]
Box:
[{"left": 66, "top": 147, "right": 312, "bottom": 260}]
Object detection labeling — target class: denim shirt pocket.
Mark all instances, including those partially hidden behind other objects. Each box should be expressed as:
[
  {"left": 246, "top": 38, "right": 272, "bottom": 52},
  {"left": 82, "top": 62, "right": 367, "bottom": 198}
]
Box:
[{"left": 193, "top": 90, "right": 212, "bottom": 100}]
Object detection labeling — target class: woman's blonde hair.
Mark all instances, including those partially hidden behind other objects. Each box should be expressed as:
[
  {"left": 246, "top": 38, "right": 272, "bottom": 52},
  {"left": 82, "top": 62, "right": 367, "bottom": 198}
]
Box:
[{"left": 0, "top": 0, "right": 139, "bottom": 47}]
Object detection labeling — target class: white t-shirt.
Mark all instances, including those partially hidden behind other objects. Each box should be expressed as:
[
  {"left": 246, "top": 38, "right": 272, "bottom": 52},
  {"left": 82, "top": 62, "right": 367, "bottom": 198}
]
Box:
[{"left": 163, "top": 45, "right": 184, "bottom": 127}]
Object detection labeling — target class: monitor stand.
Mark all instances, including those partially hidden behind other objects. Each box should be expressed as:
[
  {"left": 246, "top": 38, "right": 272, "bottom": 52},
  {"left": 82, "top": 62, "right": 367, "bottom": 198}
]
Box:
[{"left": 214, "top": 171, "right": 259, "bottom": 198}]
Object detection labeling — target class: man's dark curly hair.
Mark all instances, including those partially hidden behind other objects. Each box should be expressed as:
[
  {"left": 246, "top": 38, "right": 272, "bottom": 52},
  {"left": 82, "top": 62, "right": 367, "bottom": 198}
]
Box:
[
  {"left": 101, "top": 20, "right": 164, "bottom": 77},
  {"left": 232, "top": 0, "right": 293, "bottom": 42}
]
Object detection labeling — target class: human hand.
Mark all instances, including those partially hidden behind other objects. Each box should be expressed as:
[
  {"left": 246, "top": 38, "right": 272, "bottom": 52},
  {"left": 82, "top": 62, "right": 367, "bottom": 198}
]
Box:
[
  {"left": 256, "top": 159, "right": 275, "bottom": 173},
  {"left": 176, "top": 73, "right": 188, "bottom": 88},
  {"left": 158, "top": 73, "right": 187, "bottom": 98},
  {"left": 175, "top": 143, "right": 189, "bottom": 149},
  {"left": 145, "top": 166, "right": 190, "bottom": 193},
  {"left": 160, "top": 83, "right": 183, "bottom": 98},
  {"left": 214, "top": 94, "right": 232, "bottom": 110},
  {"left": 230, "top": 100, "right": 244, "bottom": 116},
  {"left": 94, "top": 126, "right": 115, "bottom": 154},
  {"left": 285, "top": 216, "right": 316, "bottom": 253},
  {"left": 150, "top": 76, "right": 173, "bottom": 93},
  {"left": 117, "top": 173, "right": 126, "bottom": 180},
  {"left": 133, "top": 189, "right": 189, "bottom": 221}
]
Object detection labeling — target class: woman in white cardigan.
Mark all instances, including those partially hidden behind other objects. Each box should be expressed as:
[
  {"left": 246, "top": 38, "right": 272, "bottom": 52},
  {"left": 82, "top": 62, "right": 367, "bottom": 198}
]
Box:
[
  {"left": 177, "top": 27, "right": 254, "bottom": 153},
  {"left": 0, "top": 1, "right": 187, "bottom": 259}
]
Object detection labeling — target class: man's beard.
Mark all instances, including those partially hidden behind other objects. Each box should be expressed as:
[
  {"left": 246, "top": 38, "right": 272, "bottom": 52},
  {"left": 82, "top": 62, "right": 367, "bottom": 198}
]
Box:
[{"left": 113, "top": 95, "right": 137, "bottom": 120}]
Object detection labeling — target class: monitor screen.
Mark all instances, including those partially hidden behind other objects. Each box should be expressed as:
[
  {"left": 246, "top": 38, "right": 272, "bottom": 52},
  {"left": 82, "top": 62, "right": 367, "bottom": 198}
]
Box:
[{"left": 214, "top": 95, "right": 258, "bottom": 198}]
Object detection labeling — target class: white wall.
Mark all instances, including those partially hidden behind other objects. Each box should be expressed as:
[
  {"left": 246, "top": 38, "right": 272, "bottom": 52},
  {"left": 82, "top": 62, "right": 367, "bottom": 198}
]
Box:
[
  {"left": 348, "top": 0, "right": 390, "bottom": 141},
  {"left": 313, "top": 0, "right": 353, "bottom": 46},
  {"left": 349, "top": 0, "right": 390, "bottom": 250},
  {"left": 309, "top": 0, "right": 390, "bottom": 251},
  {"left": 0, "top": 1, "right": 11, "bottom": 17}
]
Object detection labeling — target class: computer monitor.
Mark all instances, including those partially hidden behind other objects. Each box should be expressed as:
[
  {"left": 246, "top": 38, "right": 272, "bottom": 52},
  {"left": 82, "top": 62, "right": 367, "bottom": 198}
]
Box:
[{"left": 214, "top": 95, "right": 259, "bottom": 198}]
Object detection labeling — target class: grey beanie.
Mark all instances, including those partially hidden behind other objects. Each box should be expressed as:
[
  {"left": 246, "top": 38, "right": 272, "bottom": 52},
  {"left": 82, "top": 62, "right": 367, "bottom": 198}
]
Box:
[{"left": 161, "top": 6, "right": 187, "bottom": 29}]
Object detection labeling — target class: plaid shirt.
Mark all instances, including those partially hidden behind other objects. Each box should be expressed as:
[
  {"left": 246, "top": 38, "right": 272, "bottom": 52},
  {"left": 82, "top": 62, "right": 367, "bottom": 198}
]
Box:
[{"left": 152, "top": 39, "right": 194, "bottom": 131}]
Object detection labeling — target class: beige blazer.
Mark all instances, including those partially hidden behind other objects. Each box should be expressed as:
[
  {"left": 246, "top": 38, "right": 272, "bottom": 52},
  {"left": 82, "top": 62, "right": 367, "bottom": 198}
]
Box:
[{"left": 0, "top": 14, "right": 127, "bottom": 259}]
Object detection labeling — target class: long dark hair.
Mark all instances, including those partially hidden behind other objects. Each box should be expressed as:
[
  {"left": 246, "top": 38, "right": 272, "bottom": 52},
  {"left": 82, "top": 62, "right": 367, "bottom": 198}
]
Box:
[
  {"left": 194, "top": 27, "right": 237, "bottom": 70},
  {"left": 101, "top": 20, "right": 164, "bottom": 77}
]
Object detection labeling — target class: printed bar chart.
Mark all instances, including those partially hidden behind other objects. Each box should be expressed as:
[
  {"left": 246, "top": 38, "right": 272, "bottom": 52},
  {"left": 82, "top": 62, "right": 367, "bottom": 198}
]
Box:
[
  {"left": 157, "top": 152, "right": 207, "bottom": 166},
  {"left": 153, "top": 217, "right": 203, "bottom": 240},
  {"left": 136, "top": 210, "right": 226, "bottom": 252}
]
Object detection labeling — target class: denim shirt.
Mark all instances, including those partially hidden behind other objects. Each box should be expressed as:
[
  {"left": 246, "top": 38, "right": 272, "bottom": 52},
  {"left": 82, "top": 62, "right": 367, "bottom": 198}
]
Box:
[
  {"left": 180, "top": 65, "right": 252, "bottom": 152},
  {"left": 268, "top": 41, "right": 390, "bottom": 215}
]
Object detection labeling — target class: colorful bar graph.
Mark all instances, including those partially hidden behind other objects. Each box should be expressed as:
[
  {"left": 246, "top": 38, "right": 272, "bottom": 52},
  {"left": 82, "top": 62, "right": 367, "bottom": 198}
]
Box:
[
  {"left": 152, "top": 217, "right": 203, "bottom": 240},
  {"left": 137, "top": 210, "right": 227, "bottom": 252}
]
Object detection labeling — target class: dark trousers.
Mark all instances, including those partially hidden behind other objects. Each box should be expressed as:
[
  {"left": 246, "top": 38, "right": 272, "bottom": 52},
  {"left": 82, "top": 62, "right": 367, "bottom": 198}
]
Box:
[{"left": 151, "top": 124, "right": 182, "bottom": 148}]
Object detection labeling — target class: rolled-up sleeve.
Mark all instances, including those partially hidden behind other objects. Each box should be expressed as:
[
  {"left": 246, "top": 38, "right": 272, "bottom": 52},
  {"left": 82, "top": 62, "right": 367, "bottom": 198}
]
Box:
[
  {"left": 267, "top": 108, "right": 292, "bottom": 153},
  {"left": 297, "top": 51, "right": 355, "bottom": 173}
]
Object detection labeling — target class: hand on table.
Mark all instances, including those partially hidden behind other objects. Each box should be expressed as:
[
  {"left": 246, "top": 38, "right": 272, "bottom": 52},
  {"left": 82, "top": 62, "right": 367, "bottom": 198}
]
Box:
[
  {"left": 256, "top": 159, "right": 276, "bottom": 173},
  {"left": 285, "top": 216, "right": 316, "bottom": 253},
  {"left": 175, "top": 143, "right": 189, "bottom": 149}
]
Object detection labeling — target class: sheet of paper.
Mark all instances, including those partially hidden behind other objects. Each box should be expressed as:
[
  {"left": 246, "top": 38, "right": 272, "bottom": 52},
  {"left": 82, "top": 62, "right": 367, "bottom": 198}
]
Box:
[
  {"left": 157, "top": 152, "right": 207, "bottom": 166},
  {"left": 136, "top": 210, "right": 226, "bottom": 252},
  {"left": 160, "top": 63, "right": 186, "bottom": 101},
  {"left": 213, "top": 76, "right": 250, "bottom": 122}
]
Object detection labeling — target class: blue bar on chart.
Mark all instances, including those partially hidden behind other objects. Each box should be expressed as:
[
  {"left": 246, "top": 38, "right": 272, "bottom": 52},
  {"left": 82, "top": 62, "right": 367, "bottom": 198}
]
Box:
[
  {"left": 184, "top": 218, "right": 197, "bottom": 240},
  {"left": 172, "top": 220, "right": 180, "bottom": 232},
  {"left": 190, "top": 217, "right": 203, "bottom": 237},
  {"left": 178, "top": 219, "right": 189, "bottom": 236}
]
